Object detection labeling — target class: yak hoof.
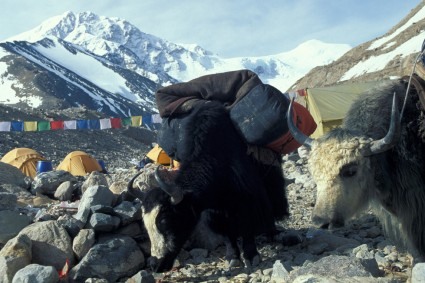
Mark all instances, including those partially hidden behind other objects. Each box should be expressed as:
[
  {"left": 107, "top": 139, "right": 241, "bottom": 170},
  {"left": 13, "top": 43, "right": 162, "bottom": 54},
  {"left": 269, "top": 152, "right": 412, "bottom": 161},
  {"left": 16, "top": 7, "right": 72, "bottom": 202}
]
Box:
[
  {"left": 244, "top": 254, "right": 261, "bottom": 268},
  {"left": 228, "top": 258, "right": 242, "bottom": 268}
]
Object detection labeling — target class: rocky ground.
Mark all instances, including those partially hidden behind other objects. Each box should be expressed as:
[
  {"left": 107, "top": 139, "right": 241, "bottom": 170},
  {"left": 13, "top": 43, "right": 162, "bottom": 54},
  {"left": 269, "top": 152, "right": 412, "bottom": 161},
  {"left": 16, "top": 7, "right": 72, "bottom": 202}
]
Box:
[{"left": 0, "top": 128, "right": 424, "bottom": 282}]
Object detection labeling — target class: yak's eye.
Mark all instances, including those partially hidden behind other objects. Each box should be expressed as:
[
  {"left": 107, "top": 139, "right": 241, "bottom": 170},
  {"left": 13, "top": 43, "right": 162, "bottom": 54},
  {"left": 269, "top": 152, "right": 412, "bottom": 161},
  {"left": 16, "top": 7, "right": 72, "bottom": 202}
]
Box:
[{"left": 340, "top": 163, "right": 358, "bottom": 178}]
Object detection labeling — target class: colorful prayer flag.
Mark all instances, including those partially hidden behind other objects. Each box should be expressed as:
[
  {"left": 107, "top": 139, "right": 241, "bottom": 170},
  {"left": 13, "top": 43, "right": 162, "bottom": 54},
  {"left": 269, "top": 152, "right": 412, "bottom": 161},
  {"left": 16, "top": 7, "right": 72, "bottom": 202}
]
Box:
[
  {"left": 110, "top": 118, "right": 122, "bottom": 129},
  {"left": 24, "top": 121, "right": 38, "bottom": 132},
  {"left": 11, "top": 121, "right": 23, "bottom": 131},
  {"left": 0, "top": 121, "right": 11, "bottom": 131},
  {"left": 131, "top": 116, "right": 142, "bottom": 127},
  {"left": 64, "top": 120, "right": 77, "bottom": 130},
  {"left": 37, "top": 121, "right": 50, "bottom": 131},
  {"left": 51, "top": 121, "right": 64, "bottom": 130},
  {"left": 99, "top": 118, "right": 112, "bottom": 129}
]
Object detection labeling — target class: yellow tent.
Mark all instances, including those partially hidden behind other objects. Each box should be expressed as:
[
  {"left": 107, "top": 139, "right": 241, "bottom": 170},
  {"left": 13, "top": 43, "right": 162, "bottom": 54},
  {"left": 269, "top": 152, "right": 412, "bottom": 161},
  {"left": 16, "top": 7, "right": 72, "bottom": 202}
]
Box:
[
  {"left": 56, "top": 151, "right": 102, "bottom": 176},
  {"left": 303, "top": 80, "right": 383, "bottom": 138},
  {"left": 1, "top": 147, "right": 45, "bottom": 178},
  {"left": 147, "top": 144, "right": 179, "bottom": 167}
]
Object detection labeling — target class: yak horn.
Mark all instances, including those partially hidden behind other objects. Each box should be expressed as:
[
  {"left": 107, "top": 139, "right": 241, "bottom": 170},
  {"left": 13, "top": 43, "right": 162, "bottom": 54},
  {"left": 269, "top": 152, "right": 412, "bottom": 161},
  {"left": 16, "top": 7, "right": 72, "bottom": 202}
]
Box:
[
  {"left": 287, "top": 97, "right": 314, "bottom": 148},
  {"left": 127, "top": 171, "right": 145, "bottom": 200},
  {"left": 362, "top": 92, "right": 401, "bottom": 156},
  {"left": 154, "top": 166, "right": 183, "bottom": 204}
]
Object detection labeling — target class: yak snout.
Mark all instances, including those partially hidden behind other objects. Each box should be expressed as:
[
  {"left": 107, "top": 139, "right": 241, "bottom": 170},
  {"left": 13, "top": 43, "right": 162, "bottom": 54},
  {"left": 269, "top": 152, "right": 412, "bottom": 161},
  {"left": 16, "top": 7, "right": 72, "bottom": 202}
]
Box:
[{"left": 147, "top": 255, "right": 176, "bottom": 273}]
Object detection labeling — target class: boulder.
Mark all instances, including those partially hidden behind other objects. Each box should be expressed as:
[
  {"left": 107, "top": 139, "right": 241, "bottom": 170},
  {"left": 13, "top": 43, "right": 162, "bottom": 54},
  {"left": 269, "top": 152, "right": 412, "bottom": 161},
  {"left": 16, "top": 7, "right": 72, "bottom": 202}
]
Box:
[
  {"left": 0, "top": 234, "right": 32, "bottom": 283},
  {"left": 69, "top": 235, "right": 145, "bottom": 282},
  {"left": 12, "top": 263, "right": 59, "bottom": 283},
  {"left": 17, "top": 220, "right": 75, "bottom": 270}
]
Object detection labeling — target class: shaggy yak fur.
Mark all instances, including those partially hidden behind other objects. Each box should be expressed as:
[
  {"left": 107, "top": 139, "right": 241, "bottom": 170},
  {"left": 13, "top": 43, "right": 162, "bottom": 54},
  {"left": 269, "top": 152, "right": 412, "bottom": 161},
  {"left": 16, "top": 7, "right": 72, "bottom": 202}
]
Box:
[
  {"left": 305, "top": 79, "right": 425, "bottom": 259},
  {"left": 129, "top": 101, "right": 289, "bottom": 272}
]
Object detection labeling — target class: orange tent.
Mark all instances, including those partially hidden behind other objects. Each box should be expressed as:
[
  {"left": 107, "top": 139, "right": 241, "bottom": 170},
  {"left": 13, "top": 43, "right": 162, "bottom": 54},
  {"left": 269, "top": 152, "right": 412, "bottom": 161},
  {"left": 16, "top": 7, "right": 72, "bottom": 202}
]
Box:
[
  {"left": 146, "top": 144, "right": 179, "bottom": 167},
  {"left": 1, "top": 148, "right": 45, "bottom": 178},
  {"left": 56, "top": 151, "right": 102, "bottom": 176}
]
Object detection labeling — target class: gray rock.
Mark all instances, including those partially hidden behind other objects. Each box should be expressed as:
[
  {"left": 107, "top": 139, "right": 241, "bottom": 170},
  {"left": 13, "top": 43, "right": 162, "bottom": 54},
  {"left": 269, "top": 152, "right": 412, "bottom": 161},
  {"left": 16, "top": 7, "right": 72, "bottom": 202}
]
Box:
[
  {"left": 125, "top": 270, "right": 155, "bottom": 283},
  {"left": 412, "top": 262, "right": 425, "bottom": 283},
  {"left": 307, "top": 230, "right": 361, "bottom": 252},
  {"left": 113, "top": 201, "right": 142, "bottom": 225},
  {"left": 292, "top": 275, "right": 396, "bottom": 283},
  {"left": 17, "top": 220, "right": 75, "bottom": 270},
  {"left": 73, "top": 185, "right": 115, "bottom": 224},
  {"left": 354, "top": 244, "right": 375, "bottom": 260},
  {"left": 114, "top": 222, "right": 143, "bottom": 238},
  {"left": 12, "top": 263, "right": 59, "bottom": 283},
  {"left": 271, "top": 260, "right": 290, "bottom": 282},
  {"left": 90, "top": 204, "right": 115, "bottom": 215},
  {"left": 0, "top": 193, "right": 17, "bottom": 210},
  {"left": 73, "top": 229, "right": 96, "bottom": 260},
  {"left": 0, "top": 162, "right": 28, "bottom": 188},
  {"left": 54, "top": 180, "right": 75, "bottom": 201},
  {"left": 81, "top": 171, "right": 109, "bottom": 195},
  {"left": 69, "top": 235, "right": 145, "bottom": 282},
  {"left": 88, "top": 212, "right": 120, "bottom": 232},
  {"left": 0, "top": 234, "right": 32, "bottom": 283},
  {"left": 374, "top": 252, "right": 390, "bottom": 268},
  {"left": 31, "top": 170, "right": 76, "bottom": 195},
  {"left": 57, "top": 213, "right": 84, "bottom": 238},
  {"left": 0, "top": 210, "right": 31, "bottom": 245},
  {"left": 289, "top": 255, "right": 375, "bottom": 280}
]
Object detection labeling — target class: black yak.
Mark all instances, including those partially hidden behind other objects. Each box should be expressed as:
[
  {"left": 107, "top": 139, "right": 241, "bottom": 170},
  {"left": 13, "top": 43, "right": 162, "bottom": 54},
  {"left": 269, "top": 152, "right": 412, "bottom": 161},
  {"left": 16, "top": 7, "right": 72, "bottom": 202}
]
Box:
[
  {"left": 129, "top": 100, "right": 289, "bottom": 272},
  {"left": 287, "top": 78, "right": 425, "bottom": 259}
]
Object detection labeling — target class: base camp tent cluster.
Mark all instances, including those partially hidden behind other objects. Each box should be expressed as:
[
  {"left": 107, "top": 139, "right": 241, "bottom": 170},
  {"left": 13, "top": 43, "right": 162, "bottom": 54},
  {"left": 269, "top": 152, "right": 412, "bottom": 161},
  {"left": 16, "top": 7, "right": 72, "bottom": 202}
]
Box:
[{"left": 1, "top": 148, "right": 105, "bottom": 177}]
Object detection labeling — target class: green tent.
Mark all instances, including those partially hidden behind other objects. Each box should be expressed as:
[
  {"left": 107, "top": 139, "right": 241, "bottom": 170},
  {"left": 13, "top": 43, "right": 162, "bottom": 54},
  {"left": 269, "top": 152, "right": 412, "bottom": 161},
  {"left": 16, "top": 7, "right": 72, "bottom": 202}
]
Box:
[{"left": 303, "top": 80, "right": 384, "bottom": 138}]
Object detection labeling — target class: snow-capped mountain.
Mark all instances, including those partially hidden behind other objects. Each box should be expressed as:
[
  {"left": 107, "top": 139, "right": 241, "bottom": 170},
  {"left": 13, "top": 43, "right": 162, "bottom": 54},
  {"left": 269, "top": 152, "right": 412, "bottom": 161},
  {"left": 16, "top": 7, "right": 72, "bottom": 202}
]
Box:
[
  {"left": 290, "top": 1, "right": 425, "bottom": 90},
  {"left": 0, "top": 11, "right": 350, "bottom": 117}
]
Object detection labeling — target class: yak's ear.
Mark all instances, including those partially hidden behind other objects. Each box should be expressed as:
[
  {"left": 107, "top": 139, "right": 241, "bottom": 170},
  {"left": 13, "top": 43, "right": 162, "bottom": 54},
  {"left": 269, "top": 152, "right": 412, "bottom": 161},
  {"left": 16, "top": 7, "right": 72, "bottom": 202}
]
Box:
[{"left": 155, "top": 166, "right": 184, "bottom": 205}]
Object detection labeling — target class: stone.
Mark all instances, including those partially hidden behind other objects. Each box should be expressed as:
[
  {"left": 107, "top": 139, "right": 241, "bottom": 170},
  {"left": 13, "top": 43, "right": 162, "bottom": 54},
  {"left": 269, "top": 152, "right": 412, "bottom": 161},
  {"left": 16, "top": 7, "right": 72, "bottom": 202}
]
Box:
[
  {"left": 12, "top": 263, "right": 59, "bottom": 283},
  {"left": 74, "top": 186, "right": 114, "bottom": 224},
  {"left": 109, "top": 180, "right": 127, "bottom": 195},
  {"left": 54, "top": 180, "right": 75, "bottom": 201},
  {"left": 0, "top": 234, "right": 32, "bottom": 283},
  {"left": 73, "top": 229, "right": 96, "bottom": 260},
  {"left": 17, "top": 220, "right": 75, "bottom": 270},
  {"left": 125, "top": 270, "right": 155, "bottom": 283},
  {"left": 289, "top": 255, "right": 378, "bottom": 280},
  {"left": 412, "top": 262, "right": 425, "bottom": 283},
  {"left": 73, "top": 185, "right": 115, "bottom": 224},
  {"left": 31, "top": 170, "right": 76, "bottom": 195},
  {"left": 0, "top": 162, "right": 28, "bottom": 188},
  {"left": 81, "top": 171, "right": 109, "bottom": 195},
  {"left": 0, "top": 193, "right": 17, "bottom": 210},
  {"left": 0, "top": 210, "right": 31, "bottom": 245},
  {"left": 271, "top": 260, "right": 290, "bottom": 282},
  {"left": 114, "top": 222, "right": 143, "bottom": 238},
  {"left": 88, "top": 212, "right": 120, "bottom": 232},
  {"left": 113, "top": 201, "right": 142, "bottom": 225},
  {"left": 69, "top": 235, "right": 145, "bottom": 282}
]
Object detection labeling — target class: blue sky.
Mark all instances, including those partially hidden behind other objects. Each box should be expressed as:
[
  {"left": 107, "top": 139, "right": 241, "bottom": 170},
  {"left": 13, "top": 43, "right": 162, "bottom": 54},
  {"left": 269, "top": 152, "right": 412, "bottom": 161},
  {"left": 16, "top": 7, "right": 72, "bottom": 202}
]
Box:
[{"left": 0, "top": 0, "right": 421, "bottom": 58}]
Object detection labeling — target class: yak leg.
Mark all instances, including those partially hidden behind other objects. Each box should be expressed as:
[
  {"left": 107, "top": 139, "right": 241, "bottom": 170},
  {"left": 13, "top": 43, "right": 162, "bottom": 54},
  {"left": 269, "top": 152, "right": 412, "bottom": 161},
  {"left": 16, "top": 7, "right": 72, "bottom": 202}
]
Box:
[
  {"left": 224, "top": 236, "right": 242, "bottom": 268},
  {"left": 203, "top": 210, "right": 243, "bottom": 267},
  {"left": 241, "top": 235, "right": 260, "bottom": 267}
]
